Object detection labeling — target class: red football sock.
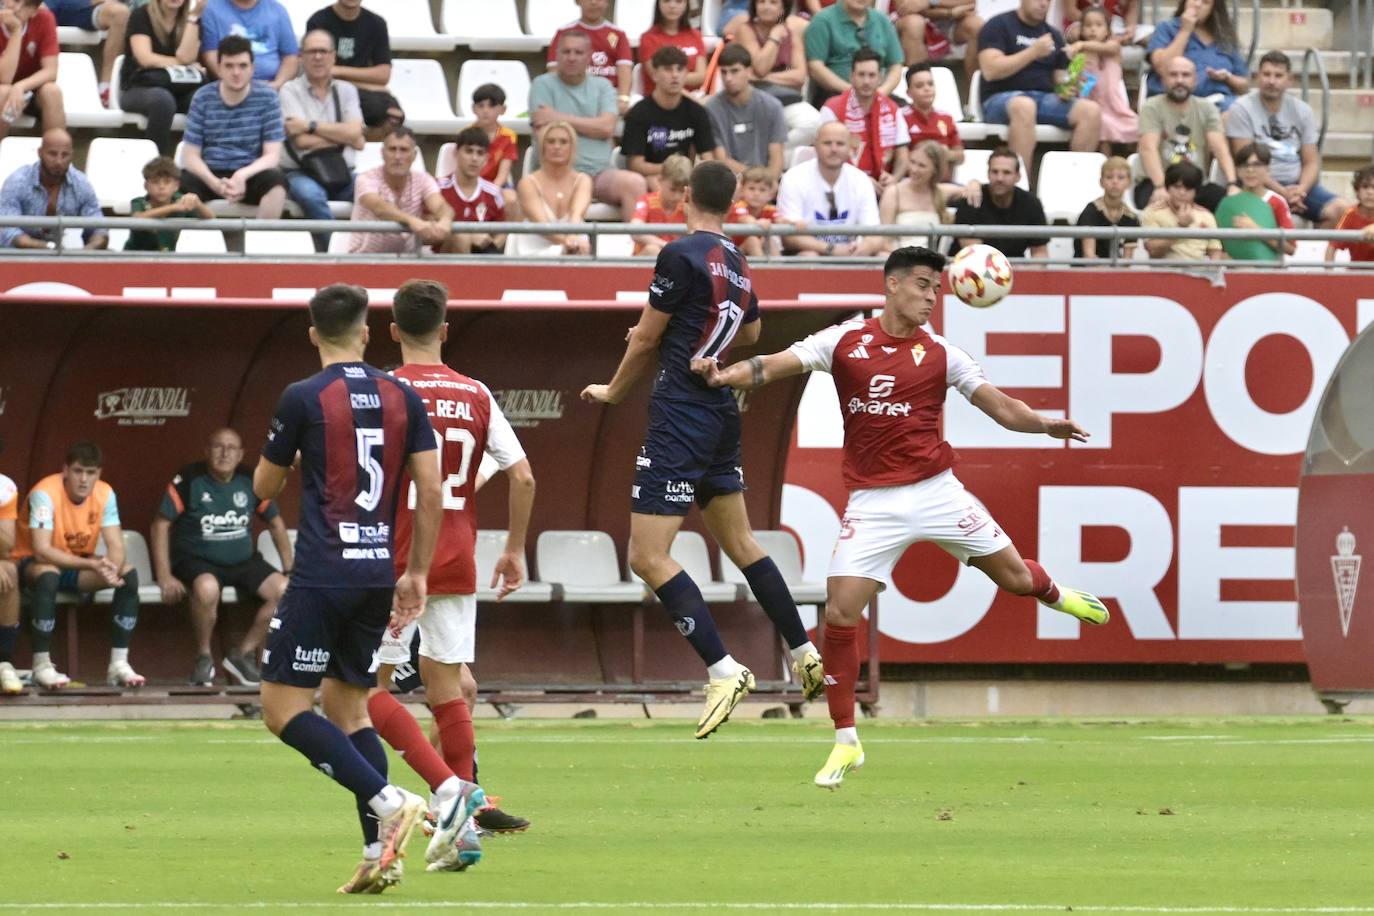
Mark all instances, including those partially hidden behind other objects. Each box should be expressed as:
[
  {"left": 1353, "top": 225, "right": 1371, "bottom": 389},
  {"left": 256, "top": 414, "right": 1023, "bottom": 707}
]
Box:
[
  {"left": 823, "top": 624, "right": 859, "bottom": 730},
  {"left": 367, "top": 690, "right": 454, "bottom": 793},
  {"left": 432, "top": 698, "right": 476, "bottom": 782},
  {"left": 1023, "top": 559, "right": 1060, "bottom": 604}
]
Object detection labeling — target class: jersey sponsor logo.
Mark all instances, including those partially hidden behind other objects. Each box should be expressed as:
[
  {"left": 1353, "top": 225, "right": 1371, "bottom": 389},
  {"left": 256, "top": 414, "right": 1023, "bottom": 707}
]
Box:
[
  {"left": 650, "top": 272, "right": 676, "bottom": 296},
  {"left": 636, "top": 448, "right": 652, "bottom": 469},
  {"left": 868, "top": 375, "right": 896, "bottom": 398},
  {"left": 493, "top": 388, "right": 565, "bottom": 428},
  {"left": 847, "top": 345, "right": 870, "bottom": 359},
  {"left": 665, "top": 480, "right": 696, "bottom": 503},
  {"left": 31, "top": 503, "right": 53, "bottom": 525},
  {"left": 409, "top": 377, "right": 480, "bottom": 393},
  {"left": 292, "top": 646, "right": 330, "bottom": 673},
  {"left": 342, "top": 547, "right": 392, "bottom": 560},
  {"left": 350, "top": 392, "right": 381, "bottom": 410},
  {"left": 94, "top": 387, "right": 192, "bottom": 426},
  {"left": 200, "top": 510, "right": 252, "bottom": 541},
  {"left": 337, "top": 36, "right": 355, "bottom": 59},
  {"left": 434, "top": 399, "right": 474, "bottom": 420},
  {"left": 1331, "top": 528, "right": 1361, "bottom": 637},
  {"left": 343, "top": 366, "right": 367, "bottom": 378},
  {"left": 647, "top": 125, "right": 698, "bottom": 151},
  {"left": 339, "top": 521, "right": 390, "bottom": 545},
  {"left": 847, "top": 374, "right": 912, "bottom": 417}
]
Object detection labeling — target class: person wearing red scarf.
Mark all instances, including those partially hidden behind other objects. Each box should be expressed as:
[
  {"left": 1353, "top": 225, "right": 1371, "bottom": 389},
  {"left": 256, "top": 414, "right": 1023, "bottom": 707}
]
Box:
[{"left": 816, "top": 48, "right": 909, "bottom": 193}]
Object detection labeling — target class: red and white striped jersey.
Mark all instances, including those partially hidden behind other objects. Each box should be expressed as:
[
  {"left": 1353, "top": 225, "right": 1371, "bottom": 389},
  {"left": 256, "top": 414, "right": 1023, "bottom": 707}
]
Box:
[
  {"left": 391, "top": 363, "right": 526, "bottom": 595},
  {"left": 789, "top": 316, "right": 988, "bottom": 491}
]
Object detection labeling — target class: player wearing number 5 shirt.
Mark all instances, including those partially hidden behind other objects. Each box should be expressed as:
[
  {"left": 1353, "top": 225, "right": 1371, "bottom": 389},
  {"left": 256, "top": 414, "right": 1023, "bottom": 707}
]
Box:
[
  {"left": 695, "top": 246, "right": 1111, "bottom": 790},
  {"left": 581, "top": 161, "right": 822, "bottom": 741}
]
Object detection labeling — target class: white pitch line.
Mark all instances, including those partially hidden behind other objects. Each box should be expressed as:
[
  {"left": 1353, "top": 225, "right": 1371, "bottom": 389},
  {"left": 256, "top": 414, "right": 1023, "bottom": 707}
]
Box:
[{"left": 2, "top": 903, "right": 1372, "bottom": 913}]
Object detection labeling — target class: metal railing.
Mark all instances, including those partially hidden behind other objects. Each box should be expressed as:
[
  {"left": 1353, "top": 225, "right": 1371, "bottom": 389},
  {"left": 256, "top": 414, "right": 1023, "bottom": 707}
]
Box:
[
  {"left": 1362, "top": 0, "right": 1374, "bottom": 88},
  {"left": 1300, "top": 46, "right": 1331, "bottom": 151},
  {"left": 1245, "top": 0, "right": 1260, "bottom": 71}
]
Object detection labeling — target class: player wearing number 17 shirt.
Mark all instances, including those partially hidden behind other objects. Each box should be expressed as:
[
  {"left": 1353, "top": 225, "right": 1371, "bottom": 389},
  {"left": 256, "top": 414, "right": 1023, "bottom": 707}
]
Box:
[
  {"left": 581, "top": 161, "right": 823, "bottom": 741},
  {"left": 696, "top": 247, "right": 1111, "bottom": 789},
  {"left": 253, "top": 284, "right": 450, "bottom": 894}
]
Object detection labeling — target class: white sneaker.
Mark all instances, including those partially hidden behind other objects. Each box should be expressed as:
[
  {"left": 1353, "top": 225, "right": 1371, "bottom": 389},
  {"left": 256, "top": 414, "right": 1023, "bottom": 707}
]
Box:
[
  {"left": 107, "top": 660, "right": 146, "bottom": 688},
  {"left": 425, "top": 783, "right": 486, "bottom": 865},
  {"left": 0, "top": 661, "right": 23, "bottom": 694},
  {"left": 376, "top": 789, "right": 426, "bottom": 873},
  {"left": 33, "top": 662, "right": 70, "bottom": 690}
]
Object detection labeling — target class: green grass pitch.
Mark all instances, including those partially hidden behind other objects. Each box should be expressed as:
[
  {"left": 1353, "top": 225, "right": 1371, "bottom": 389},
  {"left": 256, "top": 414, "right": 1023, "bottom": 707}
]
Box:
[{"left": 2, "top": 717, "right": 1371, "bottom": 915}]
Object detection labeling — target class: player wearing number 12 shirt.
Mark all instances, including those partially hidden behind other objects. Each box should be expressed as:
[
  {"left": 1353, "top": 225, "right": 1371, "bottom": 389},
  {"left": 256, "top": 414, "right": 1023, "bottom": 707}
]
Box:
[
  {"left": 696, "top": 247, "right": 1111, "bottom": 789},
  {"left": 581, "top": 161, "right": 823, "bottom": 741}
]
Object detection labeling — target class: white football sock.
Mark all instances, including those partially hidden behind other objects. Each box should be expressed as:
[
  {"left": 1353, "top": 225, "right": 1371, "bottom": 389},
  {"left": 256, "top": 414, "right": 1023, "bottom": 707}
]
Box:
[
  {"left": 110, "top": 648, "right": 129, "bottom": 665},
  {"left": 835, "top": 726, "right": 860, "bottom": 746},
  {"left": 789, "top": 641, "right": 818, "bottom": 663},
  {"left": 367, "top": 784, "right": 404, "bottom": 817},
  {"left": 706, "top": 655, "right": 741, "bottom": 680},
  {"left": 362, "top": 842, "right": 382, "bottom": 861},
  {"left": 32, "top": 651, "right": 52, "bottom": 669},
  {"left": 433, "top": 775, "right": 461, "bottom": 801}
]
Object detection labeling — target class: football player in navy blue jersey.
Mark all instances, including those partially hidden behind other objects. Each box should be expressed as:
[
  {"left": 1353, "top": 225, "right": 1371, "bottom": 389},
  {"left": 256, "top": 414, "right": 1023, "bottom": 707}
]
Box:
[
  {"left": 581, "top": 161, "right": 824, "bottom": 739},
  {"left": 252, "top": 284, "right": 457, "bottom": 893}
]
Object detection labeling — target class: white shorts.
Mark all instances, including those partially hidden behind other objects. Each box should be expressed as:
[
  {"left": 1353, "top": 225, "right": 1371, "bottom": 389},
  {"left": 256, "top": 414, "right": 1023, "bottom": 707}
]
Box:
[
  {"left": 377, "top": 593, "right": 477, "bottom": 666},
  {"left": 829, "top": 469, "right": 1013, "bottom": 590}
]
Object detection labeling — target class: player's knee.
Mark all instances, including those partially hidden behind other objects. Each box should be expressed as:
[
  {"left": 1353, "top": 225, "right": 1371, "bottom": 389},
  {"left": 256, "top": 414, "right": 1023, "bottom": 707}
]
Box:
[
  {"left": 31, "top": 569, "right": 59, "bottom": 595},
  {"left": 192, "top": 574, "right": 221, "bottom": 608},
  {"left": 824, "top": 602, "right": 863, "bottom": 627},
  {"left": 460, "top": 668, "right": 478, "bottom": 709},
  {"left": 117, "top": 567, "right": 140, "bottom": 594},
  {"left": 626, "top": 542, "right": 666, "bottom": 581},
  {"left": 1000, "top": 568, "right": 1035, "bottom": 596}
]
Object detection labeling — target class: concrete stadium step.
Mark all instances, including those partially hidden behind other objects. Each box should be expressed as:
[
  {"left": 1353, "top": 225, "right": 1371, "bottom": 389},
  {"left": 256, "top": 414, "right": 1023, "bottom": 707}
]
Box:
[
  {"left": 1238, "top": 6, "right": 1335, "bottom": 51},
  {"left": 1319, "top": 132, "right": 1374, "bottom": 163},
  {"left": 1308, "top": 87, "right": 1374, "bottom": 132},
  {"left": 1271, "top": 49, "right": 1358, "bottom": 82}
]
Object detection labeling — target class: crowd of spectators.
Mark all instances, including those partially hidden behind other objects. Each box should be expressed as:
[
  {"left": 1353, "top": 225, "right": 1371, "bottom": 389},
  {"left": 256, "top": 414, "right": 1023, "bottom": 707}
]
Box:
[{"left": 0, "top": 0, "right": 1371, "bottom": 262}]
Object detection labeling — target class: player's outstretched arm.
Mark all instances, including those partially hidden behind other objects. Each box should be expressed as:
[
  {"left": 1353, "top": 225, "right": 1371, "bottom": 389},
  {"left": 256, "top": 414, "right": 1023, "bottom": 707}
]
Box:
[
  {"left": 580, "top": 305, "right": 671, "bottom": 405},
  {"left": 692, "top": 349, "right": 806, "bottom": 391},
  {"left": 493, "top": 458, "right": 535, "bottom": 600},
  {"left": 394, "top": 450, "right": 442, "bottom": 629},
  {"left": 969, "top": 384, "right": 1090, "bottom": 442}
]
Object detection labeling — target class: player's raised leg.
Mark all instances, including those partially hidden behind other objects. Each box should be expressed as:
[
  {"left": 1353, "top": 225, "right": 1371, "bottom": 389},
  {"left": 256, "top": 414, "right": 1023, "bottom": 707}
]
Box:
[
  {"left": 700, "top": 492, "right": 823, "bottom": 699},
  {"left": 815, "top": 574, "right": 879, "bottom": 789},
  {"left": 969, "top": 545, "right": 1108, "bottom": 625},
  {"left": 629, "top": 512, "right": 754, "bottom": 738}
]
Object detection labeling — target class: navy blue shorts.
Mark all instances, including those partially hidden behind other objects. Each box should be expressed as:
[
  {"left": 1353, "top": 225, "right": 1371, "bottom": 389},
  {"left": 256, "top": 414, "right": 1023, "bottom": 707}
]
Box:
[
  {"left": 261, "top": 586, "right": 392, "bottom": 689},
  {"left": 389, "top": 629, "right": 424, "bottom": 694},
  {"left": 18, "top": 558, "right": 82, "bottom": 591},
  {"left": 50, "top": 2, "right": 101, "bottom": 30},
  {"left": 632, "top": 398, "right": 745, "bottom": 516}
]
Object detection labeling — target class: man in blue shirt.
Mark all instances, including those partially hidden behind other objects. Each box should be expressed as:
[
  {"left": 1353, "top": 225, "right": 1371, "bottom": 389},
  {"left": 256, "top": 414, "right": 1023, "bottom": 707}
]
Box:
[
  {"left": 0, "top": 129, "right": 106, "bottom": 249},
  {"left": 181, "top": 34, "right": 288, "bottom": 219},
  {"left": 977, "top": 0, "right": 1101, "bottom": 171},
  {"left": 200, "top": 0, "right": 297, "bottom": 89},
  {"left": 581, "top": 161, "right": 823, "bottom": 741}
]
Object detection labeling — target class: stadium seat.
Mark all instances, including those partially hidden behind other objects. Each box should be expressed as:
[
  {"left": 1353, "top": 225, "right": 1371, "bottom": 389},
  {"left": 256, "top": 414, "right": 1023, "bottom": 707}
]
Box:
[
  {"left": 244, "top": 230, "right": 318, "bottom": 255},
  {"left": 930, "top": 66, "right": 962, "bottom": 121},
  {"left": 435, "top": 142, "right": 457, "bottom": 178},
  {"left": 108, "top": 56, "right": 188, "bottom": 131},
  {"left": 967, "top": 72, "right": 1073, "bottom": 145},
  {"left": 92, "top": 531, "right": 163, "bottom": 604},
  {"left": 953, "top": 147, "right": 1030, "bottom": 190},
  {"left": 505, "top": 231, "right": 565, "bottom": 256},
  {"left": 596, "top": 233, "right": 635, "bottom": 258},
  {"left": 448, "top": 0, "right": 545, "bottom": 52},
  {"left": 175, "top": 229, "right": 228, "bottom": 253},
  {"left": 1036, "top": 150, "right": 1107, "bottom": 221},
  {"left": 281, "top": 0, "right": 314, "bottom": 39},
  {"left": 355, "top": 140, "right": 430, "bottom": 175},
  {"left": 365, "top": 0, "right": 456, "bottom": 51},
  {"left": 56, "top": 25, "right": 102, "bottom": 46},
  {"left": 454, "top": 59, "right": 532, "bottom": 132},
  {"left": 58, "top": 52, "right": 124, "bottom": 128},
  {"left": 387, "top": 58, "right": 464, "bottom": 133},
  {"left": 700, "top": 0, "right": 723, "bottom": 37},
  {"left": 0, "top": 136, "right": 42, "bottom": 181},
  {"left": 257, "top": 529, "right": 297, "bottom": 573},
  {"left": 476, "top": 530, "right": 555, "bottom": 602},
  {"left": 585, "top": 202, "right": 623, "bottom": 221},
  {"left": 535, "top": 531, "right": 645, "bottom": 602},
  {"left": 718, "top": 531, "right": 826, "bottom": 605},
  {"left": 629, "top": 531, "right": 740, "bottom": 602},
  {"left": 617, "top": 0, "right": 654, "bottom": 45},
  {"left": 525, "top": 0, "right": 577, "bottom": 42},
  {"left": 86, "top": 138, "right": 160, "bottom": 214},
  {"left": 790, "top": 146, "right": 817, "bottom": 169}
]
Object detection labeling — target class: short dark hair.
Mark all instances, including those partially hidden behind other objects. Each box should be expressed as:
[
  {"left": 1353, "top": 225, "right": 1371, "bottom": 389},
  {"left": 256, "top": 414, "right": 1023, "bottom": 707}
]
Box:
[
  {"left": 217, "top": 34, "right": 254, "bottom": 62},
  {"left": 1258, "top": 49, "right": 1291, "bottom": 72},
  {"left": 718, "top": 43, "right": 752, "bottom": 70},
  {"left": 851, "top": 47, "right": 882, "bottom": 69},
  {"left": 988, "top": 145, "right": 1020, "bottom": 171},
  {"left": 905, "top": 61, "right": 932, "bottom": 84},
  {"left": 1163, "top": 160, "right": 1203, "bottom": 190},
  {"left": 650, "top": 45, "right": 689, "bottom": 70},
  {"left": 471, "top": 82, "right": 505, "bottom": 107},
  {"left": 689, "top": 160, "right": 737, "bottom": 216},
  {"left": 65, "top": 440, "right": 103, "bottom": 468},
  {"left": 385, "top": 125, "right": 417, "bottom": 145},
  {"left": 1235, "top": 142, "right": 1270, "bottom": 165},
  {"left": 1354, "top": 164, "right": 1374, "bottom": 189},
  {"left": 309, "top": 284, "right": 369, "bottom": 341},
  {"left": 558, "top": 28, "right": 591, "bottom": 48},
  {"left": 142, "top": 155, "right": 180, "bottom": 181},
  {"left": 455, "top": 126, "right": 490, "bottom": 151},
  {"left": 392, "top": 280, "right": 448, "bottom": 338},
  {"left": 884, "top": 246, "right": 946, "bottom": 278}
]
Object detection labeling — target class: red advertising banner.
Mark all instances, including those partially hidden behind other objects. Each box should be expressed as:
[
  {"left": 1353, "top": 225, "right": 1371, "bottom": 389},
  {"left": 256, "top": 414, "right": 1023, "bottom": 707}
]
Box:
[{"left": 3, "top": 261, "right": 1372, "bottom": 667}]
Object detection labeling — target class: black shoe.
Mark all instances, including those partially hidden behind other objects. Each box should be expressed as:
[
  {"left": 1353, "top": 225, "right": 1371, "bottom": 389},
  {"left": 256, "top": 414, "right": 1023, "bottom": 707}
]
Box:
[
  {"left": 189, "top": 654, "right": 215, "bottom": 686},
  {"left": 474, "top": 807, "right": 530, "bottom": 834},
  {"left": 223, "top": 650, "right": 261, "bottom": 686}
]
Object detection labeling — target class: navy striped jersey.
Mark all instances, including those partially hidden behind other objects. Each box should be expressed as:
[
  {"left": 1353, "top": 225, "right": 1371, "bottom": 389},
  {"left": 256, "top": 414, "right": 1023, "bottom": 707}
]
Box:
[
  {"left": 647, "top": 230, "right": 760, "bottom": 405},
  {"left": 262, "top": 361, "right": 435, "bottom": 589}
]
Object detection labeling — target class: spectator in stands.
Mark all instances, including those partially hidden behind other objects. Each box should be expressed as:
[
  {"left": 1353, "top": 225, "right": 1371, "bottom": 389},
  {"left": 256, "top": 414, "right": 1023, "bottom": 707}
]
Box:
[
  {"left": 126, "top": 155, "right": 213, "bottom": 251},
  {"left": 1064, "top": 0, "right": 1145, "bottom": 44},
  {"left": 180, "top": 36, "right": 288, "bottom": 220},
  {"left": 121, "top": 0, "right": 208, "bottom": 156},
  {"left": 469, "top": 82, "right": 519, "bottom": 217},
  {"left": 280, "top": 29, "right": 364, "bottom": 252},
  {"left": 805, "top": 0, "right": 904, "bottom": 106},
  {"left": 0, "top": 128, "right": 106, "bottom": 249},
  {"left": 45, "top": 0, "right": 130, "bottom": 104},
  {"left": 1141, "top": 160, "right": 1222, "bottom": 260},
  {"left": 1327, "top": 166, "right": 1374, "bottom": 264},
  {"left": 349, "top": 125, "right": 451, "bottom": 254},
  {"left": 623, "top": 46, "right": 724, "bottom": 186},
  {"left": 547, "top": 0, "right": 633, "bottom": 114},
  {"left": 0, "top": 0, "right": 64, "bottom": 141},
  {"left": 1075, "top": 154, "right": 1137, "bottom": 259},
  {"left": 1074, "top": 7, "right": 1137, "bottom": 153},
  {"left": 818, "top": 48, "right": 909, "bottom": 195},
  {"left": 777, "top": 121, "right": 884, "bottom": 256},
  {"left": 515, "top": 120, "right": 591, "bottom": 255},
  {"left": 892, "top": 0, "right": 982, "bottom": 74},
  {"left": 1225, "top": 51, "right": 1349, "bottom": 229},
  {"left": 307, "top": 0, "right": 402, "bottom": 140},
  {"left": 1146, "top": 0, "right": 1247, "bottom": 112},
  {"left": 151, "top": 427, "right": 292, "bottom": 688},
  {"left": 629, "top": 152, "right": 689, "bottom": 256},
  {"left": 900, "top": 63, "right": 964, "bottom": 172},
  {"left": 1222, "top": 142, "right": 1296, "bottom": 259},
  {"left": 529, "top": 29, "right": 646, "bottom": 220},
  {"left": 638, "top": 0, "right": 705, "bottom": 97},
  {"left": 436, "top": 125, "right": 506, "bottom": 254},
  {"left": 880, "top": 139, "right": 959, "bottom": 250},
  {"left": 1136, "top": 55, "right": 1235, "bottom": 212},
  {"left": 977, "top": 0, "right": 1101, "bottom": 171},
  {"left": 722, "top": 0, "right": 820, "bottom": 151},
  {"left": 706, "top": 44, "right": 785, "bottom": 177},
  {"left": 728, "top": 164, "right": 785, "bottom": 257},
  {"left": 0, "top": 458, "right": 19, "bottom": 695},
  {"left": 953, "top": 145, "right": 1047, "bottom": 258},
  {"left": 200, "top": 0, "right": 297, "bottom": 90},
  {"left": 12, "top": 440, "right": 144, "bottom": 690}
]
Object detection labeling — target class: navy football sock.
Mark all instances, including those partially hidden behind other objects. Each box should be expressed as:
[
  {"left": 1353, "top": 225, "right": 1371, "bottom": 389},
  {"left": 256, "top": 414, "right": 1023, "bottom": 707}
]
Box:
[
  {"left": 348, "top": 727, "right": 388, "bottom": 846},
  {"left": 279, "top": 711, "right": 387, "bottom": 803},
  {"left": 0, "top": 624, "right": 18, "bottom": 663},
  {"left": 741, "top": 557, "right": 809, "bottom": 650},
  {"left": 109, "top": 569, "right": 140, "bottom": 649},
  {"left": 655, "top": 570, "right": 728, "bottom": 666},
  {"left": 28, "top": 572, "right": 59, "bottom": 654}
]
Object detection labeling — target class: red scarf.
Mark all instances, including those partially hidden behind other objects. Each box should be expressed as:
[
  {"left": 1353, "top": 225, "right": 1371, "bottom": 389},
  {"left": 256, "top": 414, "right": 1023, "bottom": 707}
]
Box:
[{"left": 823, "top": 89, "right": 903, "bottom": 180}]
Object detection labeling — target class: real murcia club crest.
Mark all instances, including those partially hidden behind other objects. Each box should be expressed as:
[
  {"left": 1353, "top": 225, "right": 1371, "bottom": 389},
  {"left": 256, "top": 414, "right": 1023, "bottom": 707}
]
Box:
[{"left": 1331, "top": 527, "right": 1360, "bottom": 637}]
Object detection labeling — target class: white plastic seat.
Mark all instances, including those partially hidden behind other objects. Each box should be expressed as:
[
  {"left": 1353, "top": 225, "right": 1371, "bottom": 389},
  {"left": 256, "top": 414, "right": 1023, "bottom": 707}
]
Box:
[
  {"left": 525, "top": 0, "right": 577, "bottom": 43},
  {"left": 364, "top": 0, "right": 455, "bottom": 51},
  {"left": 631, "top": 531, "right": 739, "bottom": 602},
  {"left": 57, "top": 25, "right": 102, "bottom": 46},
  {"left": 967, "top": 71, "right": 1071, "bottom": 144},
  {"left": 930, "top": 66, "right": 962, "bottom": 121},
  {"left": 58, "top": 52, "right": 124, "bottom": 127},
  {"left": 585, "top": 202, "right": 622, "bottom": 221},
  {"left": 355, "top": 140, "right": 429, "bottom": 175},
  {"left": 476, "top": 530, "right": 554, "bottom": 602},
  {"left": 719, "top": 530, "right": 826, "bottom": 605},
  {"left": 0, "top": 137, "right": 42, "bottom": 182},
  {"left": 435, "top": 142, "right": 457, "bottom": 178},
  {"left": 86, "top": 138, "right": 160, "bottom": 214},
  {"left": 790, "top": 145, "right": 817, "bottom": 169},
  {"left": 281, "top": 0, "right": 316, "bottom": 39},
  {"left": 93, "top": 531, "right": 164, "bottom": 604},
  {"left": 1036, "top": 150, "right": 1107, "bottom": 221},
  {"left": 175, "top": 228, "right": 228, "bottom": 253},
  {"left": 617, "top": 0, "right": 654, "bottom": 46},
  {"left": 110, "top": 54, "right": 188, "bottom": 131},
  {"left": 952, "top": 147, "right": 1030, "bottom": 190},
  {"left": 455, "top": 58, "right": 532, "bottom": 132},
  {"left": 244, "top": 230, "right": 318, "bottom": 254},
  {"left": 596, "top": 233, "right": 635, "bottom": 257},
  {"left": 448, "top": 0, "right": 545, "bottom": 51},
  {"left": 700, "top": 0, "right": 723, "bottom": 37},
  {"left": 535, "top": 531, "right": 645, "bottom": 602},
  {"left": 257, "top": 529, "right": 298, "bottom": 572},
  {"left": 387, "top": 58, "right": 464, "bottom": 133}
]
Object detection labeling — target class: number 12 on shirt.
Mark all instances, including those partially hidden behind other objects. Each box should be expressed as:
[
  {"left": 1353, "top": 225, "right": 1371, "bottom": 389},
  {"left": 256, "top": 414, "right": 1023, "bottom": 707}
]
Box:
[{"left": 408, "top": 426, "right": 476, "bottom": 511}]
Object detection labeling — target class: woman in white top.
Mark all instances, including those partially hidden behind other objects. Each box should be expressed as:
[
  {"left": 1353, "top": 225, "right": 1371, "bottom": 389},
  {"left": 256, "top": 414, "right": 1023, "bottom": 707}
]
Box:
[
  {"left": 516, "top": 121, "right": 592, "bottom": 256},
  {"left": 879, "top": 141, "right": 972, "bottom": 251}
]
